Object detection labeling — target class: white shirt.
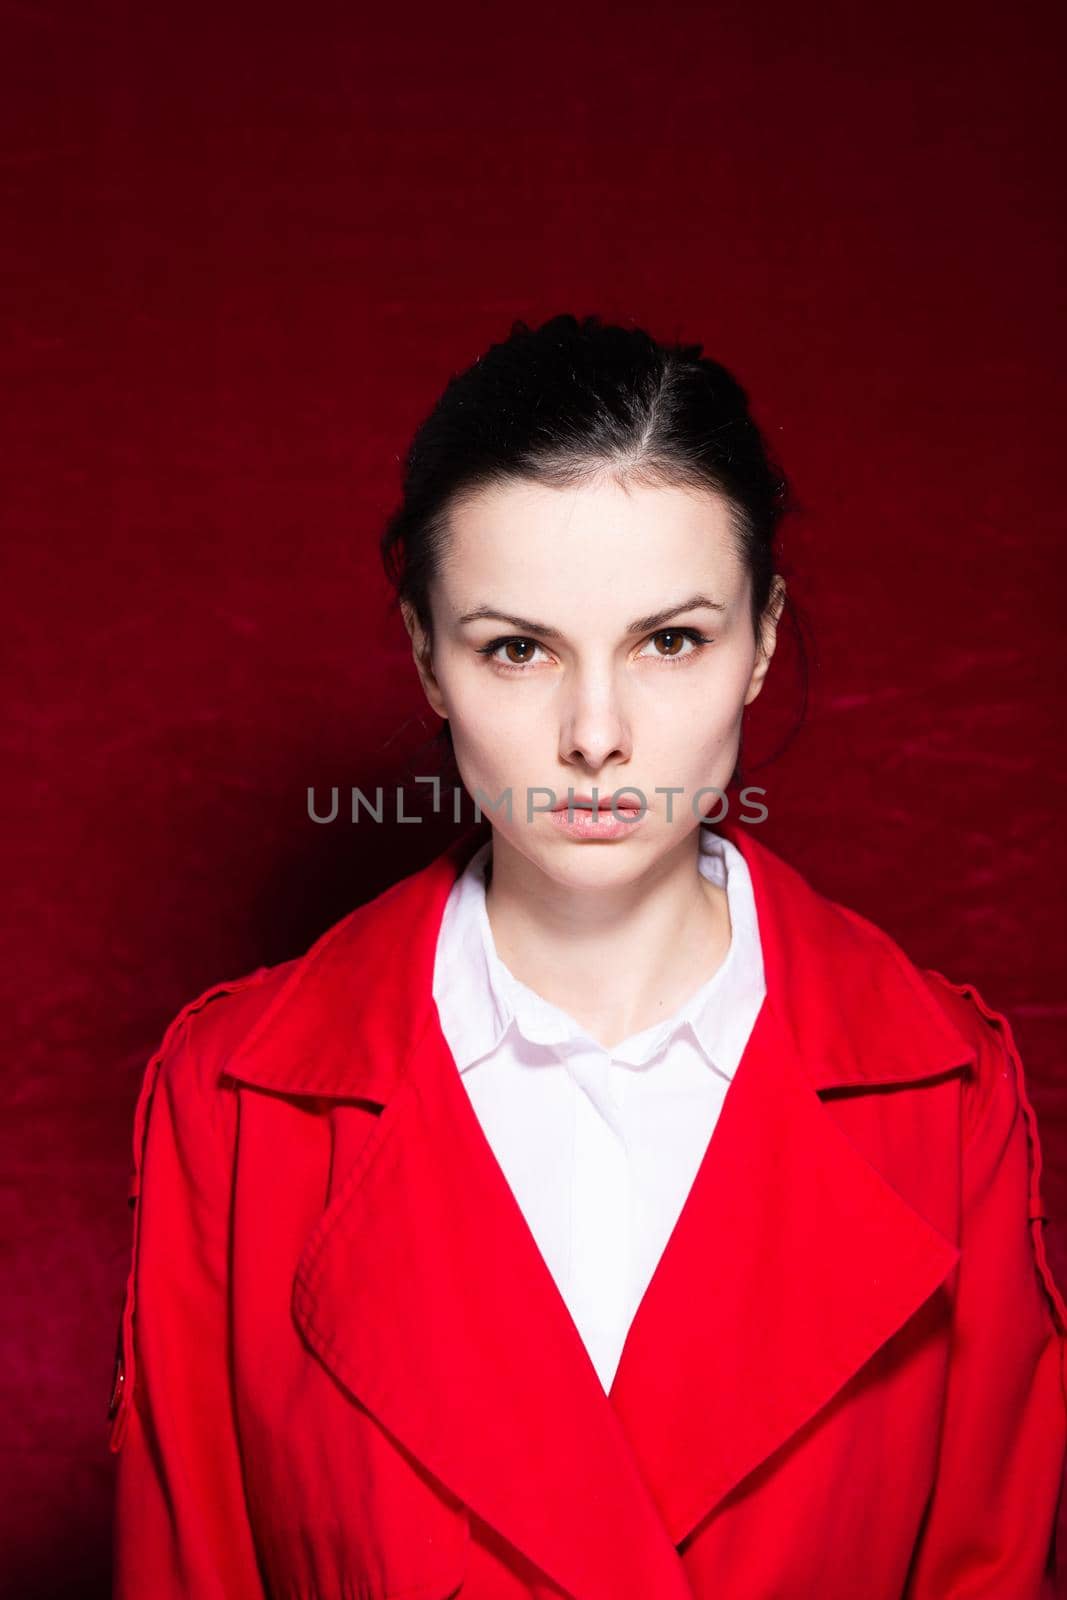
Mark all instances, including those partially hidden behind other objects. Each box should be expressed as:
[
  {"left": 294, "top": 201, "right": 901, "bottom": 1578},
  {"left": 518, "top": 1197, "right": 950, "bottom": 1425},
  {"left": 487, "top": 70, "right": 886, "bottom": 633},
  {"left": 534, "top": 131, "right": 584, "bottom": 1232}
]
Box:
[{"left": 432, "top": 825, "right": 767, "bottom": 1393}]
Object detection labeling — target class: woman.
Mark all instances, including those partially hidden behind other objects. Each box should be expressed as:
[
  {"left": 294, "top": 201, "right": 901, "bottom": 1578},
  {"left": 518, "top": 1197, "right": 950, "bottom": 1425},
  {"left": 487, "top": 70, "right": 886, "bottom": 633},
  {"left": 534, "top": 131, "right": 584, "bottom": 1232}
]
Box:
[{"left": 110, "top": 314, "right": 1067, "bottom": 1599}]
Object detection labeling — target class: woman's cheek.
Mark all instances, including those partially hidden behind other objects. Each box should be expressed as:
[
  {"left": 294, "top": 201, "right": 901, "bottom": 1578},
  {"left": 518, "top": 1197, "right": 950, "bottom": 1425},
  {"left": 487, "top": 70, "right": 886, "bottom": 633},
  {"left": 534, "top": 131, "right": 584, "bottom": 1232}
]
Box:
[{"left": 451, "top": 727, "right": 530, "bottom": 807}]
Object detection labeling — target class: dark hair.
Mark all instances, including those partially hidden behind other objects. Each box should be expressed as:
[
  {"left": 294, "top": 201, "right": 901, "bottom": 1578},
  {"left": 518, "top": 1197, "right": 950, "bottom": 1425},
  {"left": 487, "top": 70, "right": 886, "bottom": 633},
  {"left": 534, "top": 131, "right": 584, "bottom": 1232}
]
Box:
[{"left": 380, "top": 312, "right": 809, "bottom": 792}]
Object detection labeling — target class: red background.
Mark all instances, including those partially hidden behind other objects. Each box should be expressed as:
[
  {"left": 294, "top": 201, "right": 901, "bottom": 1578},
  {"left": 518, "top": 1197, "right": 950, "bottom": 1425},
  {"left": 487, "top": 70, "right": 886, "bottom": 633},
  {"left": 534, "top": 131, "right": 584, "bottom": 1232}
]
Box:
[{"left": 4, "top": 1, "right": 1065, "bottom": 1594}]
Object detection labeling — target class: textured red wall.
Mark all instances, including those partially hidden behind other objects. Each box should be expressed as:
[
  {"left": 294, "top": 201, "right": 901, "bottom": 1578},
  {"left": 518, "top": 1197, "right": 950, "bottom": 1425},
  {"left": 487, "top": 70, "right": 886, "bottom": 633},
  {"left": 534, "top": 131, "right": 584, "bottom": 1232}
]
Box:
[{"left": 4, "top": 1, "right": 1065, "bottom": 1594}]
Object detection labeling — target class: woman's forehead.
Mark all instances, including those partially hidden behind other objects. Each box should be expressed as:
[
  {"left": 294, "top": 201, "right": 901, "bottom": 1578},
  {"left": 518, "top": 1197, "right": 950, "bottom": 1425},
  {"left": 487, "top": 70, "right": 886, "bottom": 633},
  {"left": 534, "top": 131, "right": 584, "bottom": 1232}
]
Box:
[{"left": 439, "top": 477, "right": 744, "bottom": 594}]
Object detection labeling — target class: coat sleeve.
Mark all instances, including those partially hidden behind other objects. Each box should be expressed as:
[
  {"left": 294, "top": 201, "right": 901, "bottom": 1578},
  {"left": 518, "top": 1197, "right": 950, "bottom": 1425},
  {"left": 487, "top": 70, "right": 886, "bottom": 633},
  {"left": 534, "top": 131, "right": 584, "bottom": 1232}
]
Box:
[
  {"left": 109, "top": 981, "right": 268, "bottom": 1600},
  {"left": 904, "top": 973, "right": 1067, "bottom": 1600}
]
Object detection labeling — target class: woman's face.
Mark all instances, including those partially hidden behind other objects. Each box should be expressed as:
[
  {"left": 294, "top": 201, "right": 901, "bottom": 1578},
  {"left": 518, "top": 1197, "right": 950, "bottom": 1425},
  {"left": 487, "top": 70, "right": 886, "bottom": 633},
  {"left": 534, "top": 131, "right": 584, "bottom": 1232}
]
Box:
[{"left": 403, "top": 475, "right": 784, "bottom": 888}]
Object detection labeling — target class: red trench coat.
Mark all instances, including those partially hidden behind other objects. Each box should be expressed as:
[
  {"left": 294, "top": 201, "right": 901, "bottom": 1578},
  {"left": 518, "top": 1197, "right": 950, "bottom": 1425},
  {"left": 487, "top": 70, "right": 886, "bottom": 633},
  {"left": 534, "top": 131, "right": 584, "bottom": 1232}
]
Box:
[{"left": 109, "top": 819, "right": 1067, "bottom": 1600}]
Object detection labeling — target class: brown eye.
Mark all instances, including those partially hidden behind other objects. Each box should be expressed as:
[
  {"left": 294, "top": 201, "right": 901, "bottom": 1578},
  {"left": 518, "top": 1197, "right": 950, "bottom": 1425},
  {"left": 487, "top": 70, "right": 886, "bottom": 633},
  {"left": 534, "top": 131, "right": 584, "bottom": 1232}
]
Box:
[
  {"left": 639, "top": 628, "right": 711, "bottom": 664},
  {"left": 478, "top": 637, "right": 546, "bottom": 669},
  {"left": 653, "top": 630, "right": 687, "bottom": 657}
]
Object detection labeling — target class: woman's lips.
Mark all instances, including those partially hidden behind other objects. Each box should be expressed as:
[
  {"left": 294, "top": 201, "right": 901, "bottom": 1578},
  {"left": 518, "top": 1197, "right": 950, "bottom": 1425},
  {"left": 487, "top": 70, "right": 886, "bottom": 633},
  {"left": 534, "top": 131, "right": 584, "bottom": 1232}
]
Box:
[{"left": 546, "top": 803, "right": 645, "bottom": 841}]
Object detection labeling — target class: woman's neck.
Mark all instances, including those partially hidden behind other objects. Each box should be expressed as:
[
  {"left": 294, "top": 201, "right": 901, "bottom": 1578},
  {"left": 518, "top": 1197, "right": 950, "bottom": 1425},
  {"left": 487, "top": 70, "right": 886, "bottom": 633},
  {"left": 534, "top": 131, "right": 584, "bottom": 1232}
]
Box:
[{"left": 483, "top": 829, "right": 732, "bottom": 1051}]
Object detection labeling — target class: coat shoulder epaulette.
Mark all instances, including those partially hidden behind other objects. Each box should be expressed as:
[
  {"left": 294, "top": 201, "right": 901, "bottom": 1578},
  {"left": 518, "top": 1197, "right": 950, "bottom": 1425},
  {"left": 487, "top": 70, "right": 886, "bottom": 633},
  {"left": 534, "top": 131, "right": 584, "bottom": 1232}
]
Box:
[
  {"left": 919, "top": 967, "right": 1067, "bottom": 1342},
  {"left": 107, "top": 964, "right": 278, "bottom": 1452}
]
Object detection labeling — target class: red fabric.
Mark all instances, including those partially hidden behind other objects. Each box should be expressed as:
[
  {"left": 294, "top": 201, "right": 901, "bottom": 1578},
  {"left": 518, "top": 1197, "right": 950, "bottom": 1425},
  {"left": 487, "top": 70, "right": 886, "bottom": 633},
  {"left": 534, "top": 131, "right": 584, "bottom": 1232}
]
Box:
[{"left": 110, "top": 820, "right": 1067, "bottom": 1598}]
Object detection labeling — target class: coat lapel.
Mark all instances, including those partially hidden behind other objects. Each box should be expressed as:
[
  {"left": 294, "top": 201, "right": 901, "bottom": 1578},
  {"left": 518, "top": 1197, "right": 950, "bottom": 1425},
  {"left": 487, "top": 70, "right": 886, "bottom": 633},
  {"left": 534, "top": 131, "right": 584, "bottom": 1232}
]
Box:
[
  {"left": 223, "top": 818, "right": 977, "bottom": 1595},
  {"left": 605, "top": 983, "right": 962, "bottom": 1547},
  {"left": 288, "top": 1009, "right": 695, "bottom": 1599}
]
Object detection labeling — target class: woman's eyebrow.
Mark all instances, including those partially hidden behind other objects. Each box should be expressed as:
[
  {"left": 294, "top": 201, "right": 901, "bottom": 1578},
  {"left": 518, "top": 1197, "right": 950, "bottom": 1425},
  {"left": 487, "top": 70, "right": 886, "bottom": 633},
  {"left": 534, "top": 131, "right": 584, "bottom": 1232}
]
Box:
[{"left": 456, "top": 594, "right": 727, "bottom": 638}]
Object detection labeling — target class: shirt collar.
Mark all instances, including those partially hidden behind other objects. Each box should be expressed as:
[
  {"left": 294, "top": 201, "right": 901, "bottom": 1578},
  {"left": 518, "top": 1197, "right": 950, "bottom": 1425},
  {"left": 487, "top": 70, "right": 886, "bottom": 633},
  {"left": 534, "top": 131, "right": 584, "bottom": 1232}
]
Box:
[{"left": 432, "top": 824, "right": 766, "bottom": 1078}]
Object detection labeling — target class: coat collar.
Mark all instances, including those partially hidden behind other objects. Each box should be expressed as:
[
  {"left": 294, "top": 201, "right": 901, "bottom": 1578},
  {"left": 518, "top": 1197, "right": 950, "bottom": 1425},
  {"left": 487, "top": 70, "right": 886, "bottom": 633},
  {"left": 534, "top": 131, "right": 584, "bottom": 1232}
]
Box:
[
  {"left": 224, "top": 815, "right": 973, "bottom": 1101},
  {"left": 224, "top": 820, "right": 977, "bottom": 1598}
]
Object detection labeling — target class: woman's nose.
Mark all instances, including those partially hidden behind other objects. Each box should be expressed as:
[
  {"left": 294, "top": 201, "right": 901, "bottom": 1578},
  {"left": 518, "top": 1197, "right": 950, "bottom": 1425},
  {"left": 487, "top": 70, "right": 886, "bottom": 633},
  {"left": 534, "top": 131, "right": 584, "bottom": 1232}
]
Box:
[{"left": 557, "top": 670, "right": 632, "bottom": 770}]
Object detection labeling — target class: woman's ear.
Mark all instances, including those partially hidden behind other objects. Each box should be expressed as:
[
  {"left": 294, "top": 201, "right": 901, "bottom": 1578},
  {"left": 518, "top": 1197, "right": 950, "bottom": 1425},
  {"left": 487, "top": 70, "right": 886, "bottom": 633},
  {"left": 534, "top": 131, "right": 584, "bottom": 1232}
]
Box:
[
  {"left": 401, "top": 602, "right": 448, "bottom": 720},
  {"left": 743, "top": 576, "right": 787, "bottom": 707}
]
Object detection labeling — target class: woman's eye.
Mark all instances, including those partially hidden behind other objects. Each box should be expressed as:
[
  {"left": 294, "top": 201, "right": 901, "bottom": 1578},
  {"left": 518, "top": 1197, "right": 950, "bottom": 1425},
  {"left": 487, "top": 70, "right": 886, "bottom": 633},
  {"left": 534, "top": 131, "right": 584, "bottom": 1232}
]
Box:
[
  {"left": 640, "top": 628, "right": 711, "bottom": 662},
  {"left": 478, "top": 637, "right": 547, "bottom": 670}
]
